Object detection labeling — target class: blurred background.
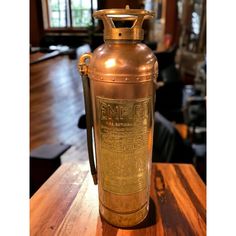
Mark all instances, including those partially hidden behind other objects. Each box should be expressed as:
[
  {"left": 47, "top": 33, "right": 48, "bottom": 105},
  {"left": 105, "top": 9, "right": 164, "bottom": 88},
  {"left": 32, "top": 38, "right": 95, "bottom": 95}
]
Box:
[{"left": 30, "top": 0, "right": 206, "bottom": 196}]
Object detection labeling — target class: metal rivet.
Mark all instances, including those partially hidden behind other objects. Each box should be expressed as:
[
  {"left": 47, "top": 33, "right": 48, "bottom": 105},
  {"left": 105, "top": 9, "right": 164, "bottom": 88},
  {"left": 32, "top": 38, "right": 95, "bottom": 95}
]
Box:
[
  {"left": 136, "top": 77, "right": 139, "bottom": 80},
  {"left": 125, "top": 78, "right": 128, "bottom": 81}
]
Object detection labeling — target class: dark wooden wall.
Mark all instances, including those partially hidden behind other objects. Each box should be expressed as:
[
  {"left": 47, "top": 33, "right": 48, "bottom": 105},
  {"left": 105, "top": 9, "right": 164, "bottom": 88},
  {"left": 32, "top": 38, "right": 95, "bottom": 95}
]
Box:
[
  {"left": 165, "top": 0, "right": 180, "bottom": 46},
  {"left": 30, "top": 0, "right": 44, "bottom": 46}
]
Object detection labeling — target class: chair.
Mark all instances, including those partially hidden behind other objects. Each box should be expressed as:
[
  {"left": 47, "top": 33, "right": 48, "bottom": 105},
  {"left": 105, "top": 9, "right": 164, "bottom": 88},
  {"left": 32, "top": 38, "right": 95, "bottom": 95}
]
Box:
[
  {"left": 154, "top": 45, "right": 184, "bottom": 123},
  {"left": 30, "top": 143, "right": 71, "bottom": 197}
]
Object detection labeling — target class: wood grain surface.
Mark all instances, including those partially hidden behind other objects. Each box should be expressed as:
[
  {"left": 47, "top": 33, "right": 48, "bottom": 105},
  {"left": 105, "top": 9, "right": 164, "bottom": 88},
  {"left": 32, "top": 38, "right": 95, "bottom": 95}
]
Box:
[
  {"left": 30, "top": 163, "right": 206, "bottom": 236},
  {"left": 30, "top": 46, "right": 90, "bottom": 152}
]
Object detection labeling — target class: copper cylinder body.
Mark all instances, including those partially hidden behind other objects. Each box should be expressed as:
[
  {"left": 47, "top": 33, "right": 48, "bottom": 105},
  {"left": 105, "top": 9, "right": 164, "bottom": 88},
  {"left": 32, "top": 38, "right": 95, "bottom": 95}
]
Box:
[{"left": 88, "top": 41, "right": 157, "bottom": 227}]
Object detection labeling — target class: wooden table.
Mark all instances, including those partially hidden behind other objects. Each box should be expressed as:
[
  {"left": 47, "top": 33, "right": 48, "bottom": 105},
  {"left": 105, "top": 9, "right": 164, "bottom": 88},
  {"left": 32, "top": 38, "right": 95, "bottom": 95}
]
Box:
[{"left": 30, "top": 163, "right": 206, "bottom": 235}]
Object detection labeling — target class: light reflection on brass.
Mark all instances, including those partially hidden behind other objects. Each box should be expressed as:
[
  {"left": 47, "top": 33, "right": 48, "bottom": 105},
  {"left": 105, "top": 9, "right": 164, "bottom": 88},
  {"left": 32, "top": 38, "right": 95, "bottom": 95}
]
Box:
[{"left": 104, "top": 58, "right": 116, "bottom": 68}]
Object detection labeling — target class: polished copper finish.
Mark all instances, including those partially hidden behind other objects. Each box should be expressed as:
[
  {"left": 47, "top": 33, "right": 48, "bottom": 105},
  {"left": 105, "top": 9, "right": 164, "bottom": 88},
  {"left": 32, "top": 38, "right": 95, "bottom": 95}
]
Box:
[{"left": 78, "top": 6, "right": 158, "bottom": 227}]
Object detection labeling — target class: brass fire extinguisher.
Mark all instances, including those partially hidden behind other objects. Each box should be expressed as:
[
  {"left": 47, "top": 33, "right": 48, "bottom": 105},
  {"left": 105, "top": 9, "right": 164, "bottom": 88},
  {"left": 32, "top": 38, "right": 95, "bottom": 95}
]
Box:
[{"left": 78, "top": 6, "right": 158, "bottom": 227}]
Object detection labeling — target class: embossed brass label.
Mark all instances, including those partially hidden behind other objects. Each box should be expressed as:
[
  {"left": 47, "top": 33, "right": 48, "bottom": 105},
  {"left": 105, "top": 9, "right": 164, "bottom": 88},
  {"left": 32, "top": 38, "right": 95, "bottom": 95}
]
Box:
[{"left": 96, "top": 97, "right": 152, "bottom": 195}]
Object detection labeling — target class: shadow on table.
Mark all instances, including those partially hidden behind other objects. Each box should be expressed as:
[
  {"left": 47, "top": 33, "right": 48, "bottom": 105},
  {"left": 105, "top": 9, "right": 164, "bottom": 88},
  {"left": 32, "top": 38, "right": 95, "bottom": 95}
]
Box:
[
  {"left": 130, "top": 198, "right": 157, "bottom": 229},
  {"left": 97, "top": 197, "right": 157, "bottom": 235}
]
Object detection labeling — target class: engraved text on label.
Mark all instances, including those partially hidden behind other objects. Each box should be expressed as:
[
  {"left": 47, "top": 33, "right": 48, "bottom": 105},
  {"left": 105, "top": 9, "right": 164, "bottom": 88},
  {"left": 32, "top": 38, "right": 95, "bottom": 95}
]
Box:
[{"left": 97, "top": 97, "right": 152, "bottom": 195}]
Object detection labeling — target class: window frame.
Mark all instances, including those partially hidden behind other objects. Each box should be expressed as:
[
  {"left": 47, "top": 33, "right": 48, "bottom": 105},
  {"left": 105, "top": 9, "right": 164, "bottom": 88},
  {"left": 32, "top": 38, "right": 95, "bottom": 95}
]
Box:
[{"left": 41, "top": 0, "right": 97, "bottom": 32}]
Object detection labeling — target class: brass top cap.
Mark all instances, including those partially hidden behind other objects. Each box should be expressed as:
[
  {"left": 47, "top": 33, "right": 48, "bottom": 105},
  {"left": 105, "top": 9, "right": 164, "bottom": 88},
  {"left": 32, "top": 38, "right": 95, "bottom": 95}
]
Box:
[{"left": 93, "top": 5, "right": 155, "bottom": 41}]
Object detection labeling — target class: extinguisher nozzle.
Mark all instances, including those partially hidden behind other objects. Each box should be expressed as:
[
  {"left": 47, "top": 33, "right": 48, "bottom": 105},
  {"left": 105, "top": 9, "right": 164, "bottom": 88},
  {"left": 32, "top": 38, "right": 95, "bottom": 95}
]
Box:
[{"left": 92, "top": 174, "right": 98, "bottom": 185}]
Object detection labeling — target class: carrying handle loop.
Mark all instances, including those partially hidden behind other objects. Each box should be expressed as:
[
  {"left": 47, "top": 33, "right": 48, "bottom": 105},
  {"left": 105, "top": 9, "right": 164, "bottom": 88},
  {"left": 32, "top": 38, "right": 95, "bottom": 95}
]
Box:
[
  {"left": 93, "top": 5, "right": 155, "bottom": 41},
  {"left": 78, "top": 53, "right": 97, "bottom": 185},
  {"left": 93, "top": 5, "right": 154, "bottom": 26}
]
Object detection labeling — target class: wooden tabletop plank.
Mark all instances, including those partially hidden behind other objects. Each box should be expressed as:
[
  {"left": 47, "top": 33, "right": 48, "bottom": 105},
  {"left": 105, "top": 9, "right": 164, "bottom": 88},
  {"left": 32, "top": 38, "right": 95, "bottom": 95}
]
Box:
[
  {"left": 30, "top": 163, "right": 89, "bottom": 235},
  {"left": 152, "top": 164, "right": 206, "bottom": 236},
  {"left": 30, "top": 163, "right": 206, "bottom": 236}
]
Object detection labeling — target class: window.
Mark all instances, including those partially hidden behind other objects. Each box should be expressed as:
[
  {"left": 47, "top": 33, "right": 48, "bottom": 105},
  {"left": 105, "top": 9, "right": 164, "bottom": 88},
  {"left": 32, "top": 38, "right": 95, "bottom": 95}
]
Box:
[{"left": 42, "top": 0, "right": 97, "bottom": 29}]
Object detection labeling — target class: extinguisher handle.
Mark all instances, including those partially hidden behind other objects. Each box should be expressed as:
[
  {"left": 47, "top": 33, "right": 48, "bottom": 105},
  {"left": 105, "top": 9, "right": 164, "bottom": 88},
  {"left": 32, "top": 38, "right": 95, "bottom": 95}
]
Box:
[{"left": 78, "top": 53, "right": 97, "bottom": 185}]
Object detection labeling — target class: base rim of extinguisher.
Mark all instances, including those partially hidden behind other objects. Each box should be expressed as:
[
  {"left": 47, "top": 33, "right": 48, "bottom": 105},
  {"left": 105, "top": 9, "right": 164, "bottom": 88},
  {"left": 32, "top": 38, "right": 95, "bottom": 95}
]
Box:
[{"left": 98, "top": 201, "right": 149, "bottom": 228}]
